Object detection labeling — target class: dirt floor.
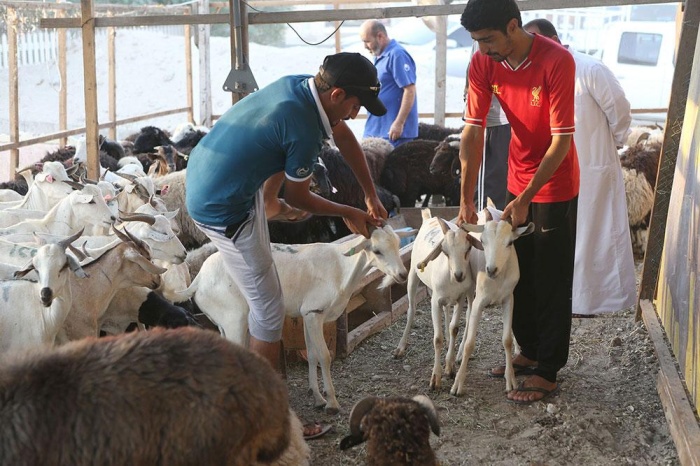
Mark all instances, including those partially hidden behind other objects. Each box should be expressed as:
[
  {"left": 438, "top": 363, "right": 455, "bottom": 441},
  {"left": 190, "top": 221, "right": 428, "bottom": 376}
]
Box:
[{"left": 286, "top": 261, "right": 681, "bottom": 465}]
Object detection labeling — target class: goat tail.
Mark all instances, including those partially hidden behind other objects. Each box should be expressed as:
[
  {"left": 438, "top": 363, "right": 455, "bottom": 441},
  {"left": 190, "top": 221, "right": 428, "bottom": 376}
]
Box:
[{"left": 171, "top": 273, "right": 199, "bottom": 303}]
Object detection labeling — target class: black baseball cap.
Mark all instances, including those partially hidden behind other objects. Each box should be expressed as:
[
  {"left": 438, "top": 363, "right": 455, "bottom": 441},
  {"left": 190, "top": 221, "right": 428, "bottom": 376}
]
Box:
[{"left": 319, "top": 52, "right": 387, "bottom": 116}]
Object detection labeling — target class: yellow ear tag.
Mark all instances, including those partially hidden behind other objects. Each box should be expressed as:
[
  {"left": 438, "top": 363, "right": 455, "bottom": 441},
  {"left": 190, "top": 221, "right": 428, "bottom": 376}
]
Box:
[{"left": 419, "top": 263, "right": 426, "bottom": 273}]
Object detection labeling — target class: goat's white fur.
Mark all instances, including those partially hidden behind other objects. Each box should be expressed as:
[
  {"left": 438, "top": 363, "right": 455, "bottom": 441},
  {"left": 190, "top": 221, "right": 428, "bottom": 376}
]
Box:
[
  {"left": 173, "top": 225, "right": 415, "bottom": 413},
  {"left": 450, "top": 219, "right": 534, "bottom": 395},
  {"left": 394, "top": 209, "right": 482, "bottom": 391}
]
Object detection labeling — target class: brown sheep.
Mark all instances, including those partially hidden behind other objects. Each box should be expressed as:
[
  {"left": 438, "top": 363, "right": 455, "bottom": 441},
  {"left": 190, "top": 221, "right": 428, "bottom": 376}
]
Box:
[
  {"left": 0, "top": 327, "right": 293, "bottom": 466},
  {"left": 340, "top": 395, "right": 440, "bottom": 466}
]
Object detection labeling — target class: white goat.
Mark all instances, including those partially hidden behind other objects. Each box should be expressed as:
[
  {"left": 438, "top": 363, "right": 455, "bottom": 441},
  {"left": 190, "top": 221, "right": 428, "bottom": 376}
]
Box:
[
  {"left": 394, "top": 210, "right": 482, "bottom": 391},
  {"left": 0, "top": 229, "right": 87, "bottom": 353},
  {"left": 0, "top": 161, "right": 74, "bottom": 211},
  {"left": 174, "top": 224, "right": 415, "bottom": 413},
  {"left": 58, "top": 227, "right": 167, "bottom": 342},
  {"left": 0, "top": 185, "right": 116, "bottom": 237},
  {"left": 450, "top": 219, "right": 534, "bottom": 395}
]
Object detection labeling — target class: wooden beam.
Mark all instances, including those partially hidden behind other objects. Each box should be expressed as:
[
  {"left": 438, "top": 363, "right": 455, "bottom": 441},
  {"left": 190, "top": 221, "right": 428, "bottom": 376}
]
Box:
[
  {"left": 0, "top": 107, "right": 190, "bottom": 152},
  {"left": 41, "top": 0, "right": 679, "bottom": 29},
  {"left": 197, "top": 0, "right": 212, "bottom": 127},
  {"left": 640, "top": 300, "right": 700, "bottom": 465},
  {"left": 637, "top": 0, "right": 700, "bottom": 316},
  {"left": 184, "top": 20, "right": 195, "bottom": 124},
  {"left": 57, "top": 10, "right": 68, "bottom": 147},
  {"left": 107, "top": 16, "right": 117, "bottom": 140},
  {"left": 80, "top": 0, "right": 100, "bottom": 180},
  {"left": 434, "top": 14, "right": 447, "bottom": 125},
  {"left": 7, "top": 7, "right": 20, "bottom": 180}
]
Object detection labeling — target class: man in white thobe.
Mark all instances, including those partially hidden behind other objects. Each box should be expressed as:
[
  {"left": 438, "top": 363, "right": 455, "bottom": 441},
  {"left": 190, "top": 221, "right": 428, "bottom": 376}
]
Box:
[{"left": 524, "top": 18, "right": 637, "bottom": 316}]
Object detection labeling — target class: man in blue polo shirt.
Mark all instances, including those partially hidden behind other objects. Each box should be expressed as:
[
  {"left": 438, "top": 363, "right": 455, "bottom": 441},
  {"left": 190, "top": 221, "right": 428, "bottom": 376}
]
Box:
[
  {"left": 359, "top": 20, "right": 418, "bottom": 147},
  {"left": 185, "top": 53, "right": 388, "bottom": 375}
]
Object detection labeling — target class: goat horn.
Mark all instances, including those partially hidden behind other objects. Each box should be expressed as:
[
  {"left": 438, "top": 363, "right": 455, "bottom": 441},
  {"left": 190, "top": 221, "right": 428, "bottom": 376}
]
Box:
[
  {"left": 116, "top": 172, "right": 139, "bottom": 182},
  {"left": 119, "top": 211, "right": 156, "bottom": 226},
  {"left": 149, "top": 195, "right": 158, "bottom": 208},
  {"left": 15, "top": 164, "right": 36, "bottom": 174},
  {"left": 58, "top": 227, "right": 85, "bottom": 250},
  {"left": 437, "top": 217, "right": 449, "bottom": 235},
  {"left": 412, "top": 395, "right": 440, "bottom": 436},
  {"left": 123, "top": 226, "right": 151, "bottom": 257},
  {"left": 347, "top": 396, "right": 378, "bottom": 438},
  {"left": 79, "top": 174, "right": 98, "bottom": 185},
  {"left": 112, "top": 224, "right": 131, "bottom": 244},
  {"left": 63, "top": 180, "right": 84, "bottom": 191},
  {"left": 67, "top": 243, "right": 87, "bottom": 262}
]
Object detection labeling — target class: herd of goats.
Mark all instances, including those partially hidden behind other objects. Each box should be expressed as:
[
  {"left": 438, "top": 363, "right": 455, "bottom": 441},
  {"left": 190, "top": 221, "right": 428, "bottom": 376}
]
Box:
[{"left": 0, "top": 121, "right": 662, "bottom": 465}]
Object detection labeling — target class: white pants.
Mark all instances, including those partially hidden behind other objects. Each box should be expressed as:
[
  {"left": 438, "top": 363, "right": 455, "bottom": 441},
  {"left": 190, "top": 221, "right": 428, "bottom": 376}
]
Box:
[{"left": 195, "top": 189, "right": 285, "bottom": 342}]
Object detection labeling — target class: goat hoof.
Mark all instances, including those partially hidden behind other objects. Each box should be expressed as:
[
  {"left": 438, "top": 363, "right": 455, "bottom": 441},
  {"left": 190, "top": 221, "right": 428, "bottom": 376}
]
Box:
[
  {"left": 392, "top": 348, "right": 406, "bottom": 359},
  {"left": 324, "top": 405, "right": 340, "bottom": 415}
]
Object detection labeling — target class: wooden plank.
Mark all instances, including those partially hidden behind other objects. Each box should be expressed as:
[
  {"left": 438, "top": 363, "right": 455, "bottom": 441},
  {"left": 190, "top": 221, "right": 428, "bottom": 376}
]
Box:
[
  {"left": 0, "top": 107, "right": 190, "bottom": 151},
  {"left": 638, "top": 0, "right": 700, "bottom": 314},
  {"left": 57, "top": 10, "right": 68, "bottom": 147},
  {"left": 197, "top": 0, "right": 212, "bottom": 127},
  {"left": 7, "top": 7, "right": 19, "bottom": 179},
  {"left": 41, "top": 0, "right": 679, "bottom": 29},
  {"left": 184, "top": 19, "right": 194, "bottom": 124},
  {"left": 346, "top": 294, "right": 367, "bottom": 314},
  {"left": 433, "top": 15, "right": 447, "bottom": 126},
  {"left": 640, "top": 300, "right": 700, "bottom": 466},
  {"left": 347, "top": 310, "right": 392, "bottom": 355},
  {"left": 107, "top": 19, "right": 117, "bottom": 140},
  {"left": 80, "top": 0, "right": 100, "bottom": 180}
]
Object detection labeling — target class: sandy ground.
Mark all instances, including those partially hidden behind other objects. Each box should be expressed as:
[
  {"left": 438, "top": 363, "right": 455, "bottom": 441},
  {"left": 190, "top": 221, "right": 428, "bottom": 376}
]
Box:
[{"left": 285, "top": 262, "right": 680, "bottom": 465}]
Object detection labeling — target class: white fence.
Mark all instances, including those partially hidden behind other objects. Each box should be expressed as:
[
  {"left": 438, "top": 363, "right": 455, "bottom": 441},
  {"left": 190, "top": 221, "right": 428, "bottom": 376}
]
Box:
[{"left": 0, "top": 25, "right": 183, "bottom": 69}]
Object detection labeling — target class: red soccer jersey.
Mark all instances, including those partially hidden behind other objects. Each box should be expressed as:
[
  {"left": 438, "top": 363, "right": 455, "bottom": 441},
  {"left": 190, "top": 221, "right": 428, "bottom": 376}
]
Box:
[{"left": 465, "top": 34, "right": 579, "bottom": 202}]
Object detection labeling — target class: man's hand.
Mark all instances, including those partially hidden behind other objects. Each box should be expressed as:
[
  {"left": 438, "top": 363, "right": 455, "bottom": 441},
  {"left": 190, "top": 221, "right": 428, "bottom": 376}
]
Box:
[
  {"left": 502, "top": 196, "right": 530, "bottom": 226},
  {"left": 343, "top": 207, "right": 378, "bottom": 238},
  {"left": 457, "top": 201, "right": 478, "bottom": 226},
  {"left": 365, "top": 195, "right": 388, "bottom": 222},
  {"left": 389, "top": 121, "right": 405, "bottom": 142}
]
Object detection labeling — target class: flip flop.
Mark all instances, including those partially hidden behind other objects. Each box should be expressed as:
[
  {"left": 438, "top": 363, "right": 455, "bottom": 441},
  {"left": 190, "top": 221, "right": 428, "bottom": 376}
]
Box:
[
  {"left": 303, "top": 421, "right": 333, "bottom": 440},
  {"left": 487, "top": 363, "right": 538, "bottom": 378},
  {"left": 506, "top": 380, "right": 560, "bottom": 405},
  {"left": 268, "top": 200, "right": 313, "bottom": 223}
]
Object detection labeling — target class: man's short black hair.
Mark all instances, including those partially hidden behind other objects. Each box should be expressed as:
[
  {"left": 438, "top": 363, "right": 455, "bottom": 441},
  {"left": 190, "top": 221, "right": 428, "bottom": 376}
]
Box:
[
  {"left": 460, "top": 0, "right": 522, "bottom": 34},
  {"left": 523, "top": 18, "right": 559, "bottom": 40}
]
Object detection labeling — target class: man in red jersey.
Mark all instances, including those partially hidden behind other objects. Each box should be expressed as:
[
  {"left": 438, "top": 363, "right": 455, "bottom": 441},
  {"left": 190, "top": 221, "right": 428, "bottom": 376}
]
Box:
[{"left": 458, "top": 0, "right": 579, "bottom": 404}]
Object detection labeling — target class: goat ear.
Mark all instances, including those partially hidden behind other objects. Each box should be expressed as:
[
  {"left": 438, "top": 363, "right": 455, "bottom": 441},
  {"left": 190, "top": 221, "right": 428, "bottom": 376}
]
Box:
[
  {"left": 343, "top": 239, "right": 369, "bottom": 257},
  {"left": 515, "top": 222, "right": 535, "bottom": 237},
  {"left": 416, "top": 240, "right": 443, "bottom": 271},
  {"left": 412, "top": 395, "right": 441, "bottom": 437},
  {"left": 395, "top": 228, "right": 418, "bottom": 238},
  {"left": 13, "top": 262, "right": 35, "bottom": 279}
]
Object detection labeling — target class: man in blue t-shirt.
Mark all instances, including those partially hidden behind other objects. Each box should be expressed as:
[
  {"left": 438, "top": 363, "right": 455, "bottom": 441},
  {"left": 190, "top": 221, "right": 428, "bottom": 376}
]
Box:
[
  {"left": 359, "top": 20, "right": 418, "bottom": 147},
  {"left": 185, "top": 53, "right": 388, "bottom": 374}
]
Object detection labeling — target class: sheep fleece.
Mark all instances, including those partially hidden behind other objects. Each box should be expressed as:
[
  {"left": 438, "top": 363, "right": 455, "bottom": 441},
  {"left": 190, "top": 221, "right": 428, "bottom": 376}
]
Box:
[{"left": 0, "top": 327, "right": 291, "bottom": 466}]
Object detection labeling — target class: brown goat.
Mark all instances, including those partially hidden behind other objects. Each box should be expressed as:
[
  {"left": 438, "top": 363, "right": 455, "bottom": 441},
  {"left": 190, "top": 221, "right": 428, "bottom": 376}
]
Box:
[{"left": 0, "top": 327, "right": 292, "bottom": 466}]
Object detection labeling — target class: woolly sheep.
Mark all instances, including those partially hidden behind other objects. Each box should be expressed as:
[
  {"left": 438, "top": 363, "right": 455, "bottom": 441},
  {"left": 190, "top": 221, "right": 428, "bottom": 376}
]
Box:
[
  {"left": 340, "top": 395, "right": 440, "bottom": 466},
  {"left": 0, "top": 327, "right": 303, "bottom": 466}
]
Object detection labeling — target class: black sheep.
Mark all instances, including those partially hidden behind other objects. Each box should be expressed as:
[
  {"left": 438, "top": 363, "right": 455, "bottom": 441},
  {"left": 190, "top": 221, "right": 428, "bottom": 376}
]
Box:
[
  {"left": 380, "top": 139, "right": 460, "bottom": 208},
  {"left": 131, "top": 126, "right": 174, "bottom": 154},
  {"left": 418, "top": 122, "right": 463, "bottom": 142}
]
